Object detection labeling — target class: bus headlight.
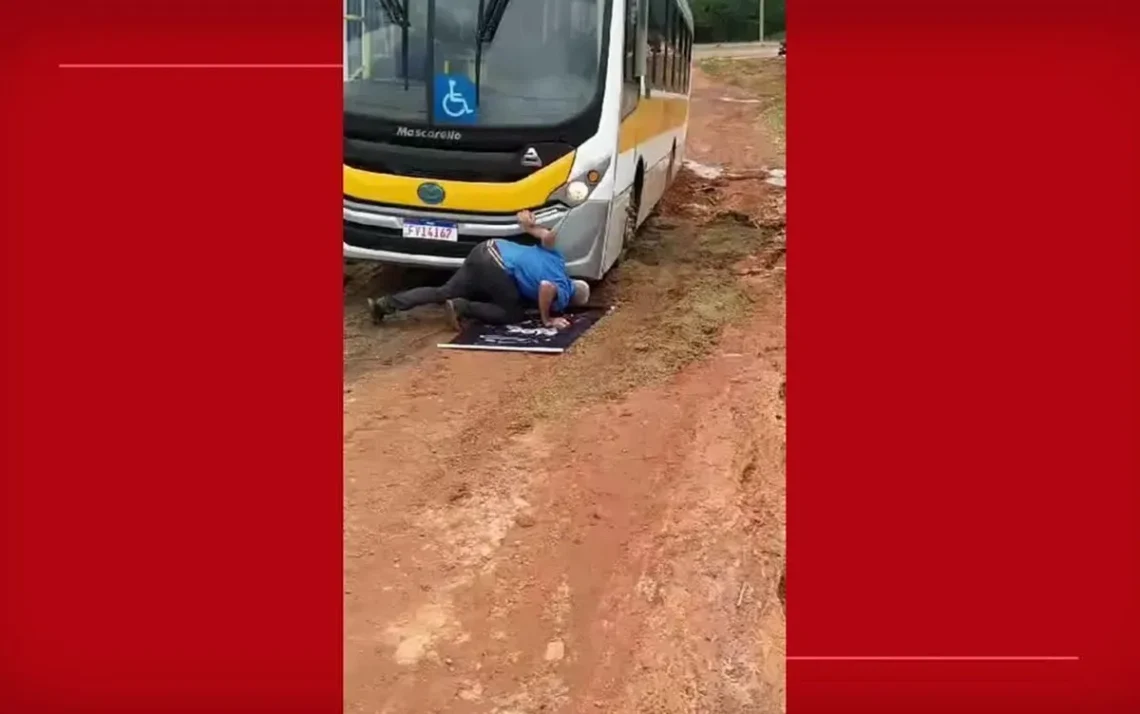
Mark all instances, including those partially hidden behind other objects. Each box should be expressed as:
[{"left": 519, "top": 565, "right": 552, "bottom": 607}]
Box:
[
  {"left": 566, "top": 181, "right": 591, "bottom": 204},
  {"left": 548, "top": 157, "right": 612, "bottom": 207}
]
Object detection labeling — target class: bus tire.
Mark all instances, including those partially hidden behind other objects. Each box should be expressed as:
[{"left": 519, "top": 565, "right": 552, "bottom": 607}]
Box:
[{"left": 618, "top": 165, "right": 644, "bottom": 264}]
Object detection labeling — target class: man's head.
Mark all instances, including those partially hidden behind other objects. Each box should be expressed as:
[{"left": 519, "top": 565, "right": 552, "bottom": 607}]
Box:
[{"left": 570, "top": 280, "right": 591, "bottom": 308}]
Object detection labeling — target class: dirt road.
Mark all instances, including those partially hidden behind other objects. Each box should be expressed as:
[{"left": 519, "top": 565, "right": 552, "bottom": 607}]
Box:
[{"left": 344, "top": 60, "right": 787, "bottom": 713}]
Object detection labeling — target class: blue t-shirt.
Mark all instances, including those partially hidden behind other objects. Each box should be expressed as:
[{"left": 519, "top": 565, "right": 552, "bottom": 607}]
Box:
[{"left": 492, "top": 240, "right": 574, "bottom": 312}]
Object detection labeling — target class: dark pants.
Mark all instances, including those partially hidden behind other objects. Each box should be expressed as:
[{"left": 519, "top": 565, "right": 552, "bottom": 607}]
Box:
[{"left": 388, "top": 241, "right": 525, "bottom": 325}]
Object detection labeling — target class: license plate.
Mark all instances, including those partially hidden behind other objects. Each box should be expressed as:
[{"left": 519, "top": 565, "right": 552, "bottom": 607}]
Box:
[{"left": 402, "top": 220, "right": 458, "bottom": 242}]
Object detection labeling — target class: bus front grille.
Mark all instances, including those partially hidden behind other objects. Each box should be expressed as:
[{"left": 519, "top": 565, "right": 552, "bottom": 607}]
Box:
[
  {"left": 343, "top": 222, "right": 540, "bottom": 259},
  {"left": 344, "top": 138, "right": 573, "bottom": 184}
]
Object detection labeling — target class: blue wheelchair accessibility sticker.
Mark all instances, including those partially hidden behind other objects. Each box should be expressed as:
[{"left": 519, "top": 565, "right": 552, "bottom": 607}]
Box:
[{"left": 433, "top": 73, "right": 478, "bottom": 125}]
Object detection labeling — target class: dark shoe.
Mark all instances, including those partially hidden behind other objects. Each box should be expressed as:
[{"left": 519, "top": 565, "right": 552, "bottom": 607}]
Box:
[
  {"left": 367, "top": 296, "right": 394, "bottom": 325},
  {"left": 443, "top": 299, "right": 463, "bottom": 331}
]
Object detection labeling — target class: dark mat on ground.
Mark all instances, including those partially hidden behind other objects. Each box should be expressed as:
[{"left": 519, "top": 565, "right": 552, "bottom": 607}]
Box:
[{"left": 437, "top": 307, "right": 611, "bottom": 354}]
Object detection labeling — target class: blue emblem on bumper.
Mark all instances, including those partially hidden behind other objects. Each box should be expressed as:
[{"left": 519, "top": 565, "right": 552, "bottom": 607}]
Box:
[{"left": 417, "top": 183, "right": 445, "bottom": 205}]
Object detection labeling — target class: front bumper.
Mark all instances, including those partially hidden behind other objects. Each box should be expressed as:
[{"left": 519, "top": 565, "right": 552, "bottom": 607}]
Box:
[{"left": 343, "top": 199, "right": 610, "bottom": 278}]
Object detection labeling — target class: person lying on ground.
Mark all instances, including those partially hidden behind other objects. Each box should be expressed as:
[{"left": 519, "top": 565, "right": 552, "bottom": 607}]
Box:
[{"left": 367, "top": 210, "right": 590, "bottom": 331}]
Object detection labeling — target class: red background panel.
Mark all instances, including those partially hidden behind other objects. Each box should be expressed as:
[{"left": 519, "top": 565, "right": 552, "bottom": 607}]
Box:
[
  {"left": 791, "top": 0, "right": 1139, "bottom": 711},
  {"left": 1, "top": 2, "right": 343, "bottom": 712}
]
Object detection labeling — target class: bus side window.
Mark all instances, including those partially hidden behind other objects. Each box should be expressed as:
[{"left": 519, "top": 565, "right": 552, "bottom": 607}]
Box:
[
  {"left": 679, "top": 16, "right": 687, "bottom": 93},
  {"left": 623, "top": 0, "right": 636, "bottom": 82},
  {"left": 648, "top": 0, "right": 666, "bottom": 91},
  {"left": 665, "top": 6, "right": 674, "bottom": 91},
  {"left": 666, "top": 8, "right": 673, "bottom": 92},
  {"left": 676, "top": 5, "right": 684, "bottom": 90},
  {"left": 671, "top": 8, "right": 680, "bottom": 91},
  {"left": 681, "top": 13, "right": 689, "bottom": 91},
  {"left": 622, "top": 0, "right": 639, "bottom": 117},
  {"left": 688, "top": 31, "right": 693, "bottom": 91}
]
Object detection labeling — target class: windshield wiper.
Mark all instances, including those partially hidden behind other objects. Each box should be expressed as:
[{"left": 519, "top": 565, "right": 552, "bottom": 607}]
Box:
[
  {"left": 374, "top": 0, "right": 412, "bottom": 89},
  {"left": 475, "top": 0, "right": 511, "bottom": 102},
  {"left": 478, "top": 0, "right": 510, "bottom": 44},
  {"left": 375, "top": 0, "right": 406, "bottom": 26}
]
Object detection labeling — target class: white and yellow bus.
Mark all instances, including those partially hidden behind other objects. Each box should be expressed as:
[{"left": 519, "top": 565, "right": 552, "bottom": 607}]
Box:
[{"left": 344, "top": 0, "right": 694, "bottom": 280}]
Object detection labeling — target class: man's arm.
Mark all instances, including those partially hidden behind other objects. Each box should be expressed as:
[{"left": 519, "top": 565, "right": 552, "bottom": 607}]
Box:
[
  {"left": 538, "top": 281, "right": 570, "bottom": 330},
  {"left": 517, "top": 210, "right": 556, "bottom": 249}
]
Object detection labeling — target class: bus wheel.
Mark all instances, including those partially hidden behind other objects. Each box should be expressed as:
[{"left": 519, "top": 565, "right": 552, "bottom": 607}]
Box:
[{"left": 618, "top": 188, "right": 641, "bottom": 264}]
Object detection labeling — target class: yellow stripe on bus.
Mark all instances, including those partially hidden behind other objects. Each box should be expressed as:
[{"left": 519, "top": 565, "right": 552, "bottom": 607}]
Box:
[
  {"left": 343, "top": 152, "right": 575, "bottom": 213},
  {"left": 619, "top": 95, "right": 691, "bottom": 154}
]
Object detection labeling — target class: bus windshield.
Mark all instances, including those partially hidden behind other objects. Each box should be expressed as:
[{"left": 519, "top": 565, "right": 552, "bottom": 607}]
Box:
[{"left": 344, "top": 0, "right": 608, "bottom": 129}]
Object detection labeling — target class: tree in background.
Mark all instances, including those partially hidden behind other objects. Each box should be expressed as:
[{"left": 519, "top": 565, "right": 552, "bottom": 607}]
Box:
[{"left": 691, "top": 0, "right": 785, "bottom": 43}]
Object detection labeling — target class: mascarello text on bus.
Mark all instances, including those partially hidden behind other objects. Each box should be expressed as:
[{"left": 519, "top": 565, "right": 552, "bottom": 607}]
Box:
[{"left": 343, "top": 0, "right": 694, "bottom": 280}]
